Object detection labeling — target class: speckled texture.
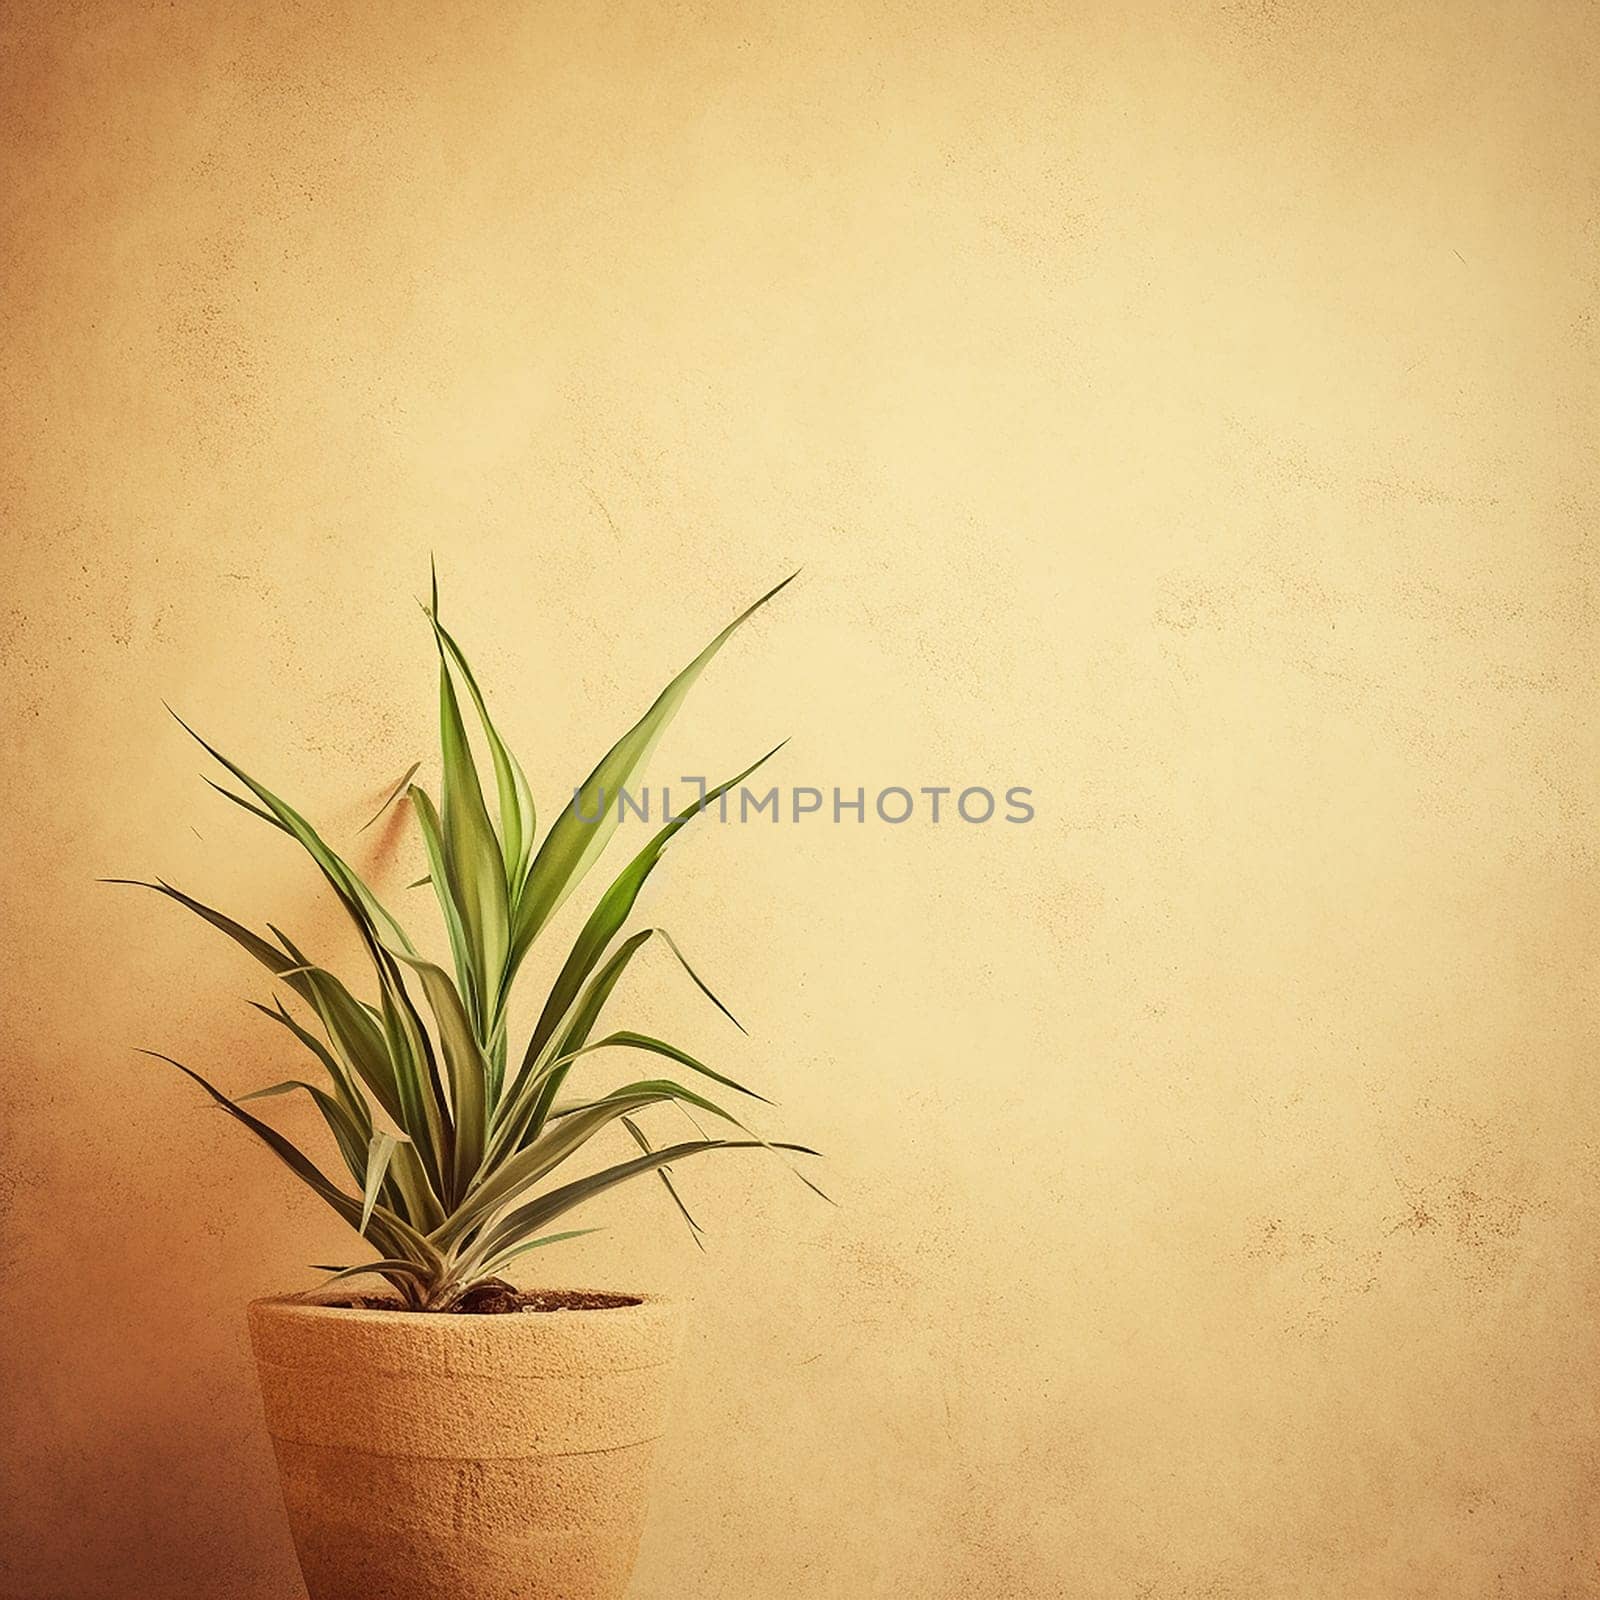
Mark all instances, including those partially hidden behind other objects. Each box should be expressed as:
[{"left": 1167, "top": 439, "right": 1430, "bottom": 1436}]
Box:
[
  {"left": 1, "top": 2, "right": 1596, "bottom": 1598},
  {"left": 248, "top": 1293, "right": 678, "bottom": 1599}
]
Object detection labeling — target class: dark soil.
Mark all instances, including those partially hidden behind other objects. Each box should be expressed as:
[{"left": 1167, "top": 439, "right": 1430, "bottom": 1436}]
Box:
[
  {"left": 457, "top": 1284, "right": 641, "bottom": 1315},
  {"left": 328, "top": 1282, "right": 642, "bottom": 1315}
]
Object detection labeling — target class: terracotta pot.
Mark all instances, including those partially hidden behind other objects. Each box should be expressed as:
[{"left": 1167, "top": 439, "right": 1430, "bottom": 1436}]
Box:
[{"left": 247, "top": 1289, "right": 680, "bottom": 1600}]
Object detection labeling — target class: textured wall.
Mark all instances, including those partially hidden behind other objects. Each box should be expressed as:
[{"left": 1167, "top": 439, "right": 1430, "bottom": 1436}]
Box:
[{"left": 1, "top": 3, "right": 1596, "bottom": 1596}]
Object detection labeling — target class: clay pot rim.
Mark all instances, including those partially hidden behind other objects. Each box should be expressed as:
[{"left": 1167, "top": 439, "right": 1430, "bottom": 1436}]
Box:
[{"left": 251, "top": 1286, "right": 669, "bottom": 1326}]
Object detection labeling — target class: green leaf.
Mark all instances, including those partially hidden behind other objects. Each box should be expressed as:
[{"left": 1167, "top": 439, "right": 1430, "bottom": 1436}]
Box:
[
  {"left": 183, "top": 751, "right": 454, "bottom": 1204},
  {"left": 544, "top": 1054, "right": 827, "bottom": 1209},
  {"left": 655, "top": 930, "right": 746, "bottom": 1035},
  {"left": 462, "top": 1139, "right": 819, "bottom": 1275},
  {"left": 386, "top": 1142, "right": 448, "bottom": 1235},
  {"left": 310, "top": 1258, "right": 431, "bottom": 1308},
  {"left": 203, "top": 778, "right": 287, "bottom": 831},
  {"left": 508, "top": 572, "right": 797, "bottom": 979},
  {"left": 248, "top": 953, "right": 437, "bottom": 1230},
  {"left": 424, "top": 579, "right": 537, "bottom": 888},
  {"left": 387, "top": 947, "right": 488, "bottom": 1207},
  {"left": 235, "top": 915, "right": 443, "bottom": 1205},
  {"left": 104, "top": 878, "right": 299, "bottom": 987},
  {"left": 300, "top": 975, "right": 402, "bottom": 1125},
  {"left": 553, "top": 1030, "right": 768, "bottom": 1104},
  {"left": 517, "top": 743, "right": 784, "bottom": 1079},
  {"left": 235, "top": 1076, "right": 370, "bottom": 1189},
  {"left": 148, "top": 1043, "right": 444, "bottom": 1267},
  {"left": 361, "top": 1133, "right": 399, "bottom": 1236},
  {"left": 487, "top": 928, "right": 654, "bottom": 1160},
  {"left": 476, "top": 1229, "right": 604, "bottom": 1283},
  {"left": 143, "top": 1048, "right": 381, "bottom": 1244},
  {"left": 432, "top": 646, "right": 511, "bottom": 1037},
  {"left": 438, "top": 1077, "right": 741, "bottom": 1253},
  {"left": 108, "top": 883, "right": 413, "bottom": 1182},
  {"left": 247, "top": 998, "right": 370, "bottom": 1136},
  {"left": 621, "top": 1114, "right": 704, "bottom": 1248},
  {"left": 313, "top": 1259, "right": 429, "bottom": 1288},
  {"left": 248, "top": 1000, "right": 340, "bottom": 1080},
  {"left": 358, "top": 761, "right": 421, "bottom": 833},
  {"left": 406, "top": 785, "right": 479, "bottom": 1024},
  {"left": 370, "top": 967, "right": 453, "bottom": 1203},
  {"left": 488, "top": 748, "right": 783, "bottom": 1160},
  {"left": 264, "top": 928, "right": 407, "bottom": 1135},
  {"left": 166, "top": 708, "right": 417, "bottom": 956}
]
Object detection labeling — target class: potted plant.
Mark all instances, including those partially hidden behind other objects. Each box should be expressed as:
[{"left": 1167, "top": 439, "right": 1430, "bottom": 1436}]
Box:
[{"left": 114, "top": 571, "right": 819, "bottom": 1600}]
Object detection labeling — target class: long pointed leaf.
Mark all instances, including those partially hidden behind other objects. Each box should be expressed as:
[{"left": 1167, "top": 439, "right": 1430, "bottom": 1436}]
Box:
[
  {"left": 179, "top": 757, "right": 452, "bottom": 1202},
  {"left": 655, "top": 930, "right": 746, "bottom": 1035},
  {"left": 407, "top": 785, "right": 480, "bottom": 1027},
  {"left": 359, "top": 761, "right": 421, "bottom": 833},
  {"left": 438, "top": 1077, "right": 741, "bottom": 1252},
  {"left": 388, "top": 947, "right": 488, "bottom": 1206},
  {"left": 488, "top": 748, "right": 783, "bottom": 1159},
  {"left": 387, "top": 1142, "right": 447, "bottom": 1235},
  {"left": 371, "top": 968, "right": 452, "bottom": 1201},
  {"left": 147, "top": 1048, "right": 443, "bottom": 1267},
  {"left": 518, "top": 744, "right": 784, "bottom": 1078},
  {"left": 554, "top": 1031, "right": 768, "bottom": 1104},
  {"left": 508, "top": 572, "right": 796, "bottom": 975},
  {"left": 262, "top": 931, "right": 404, "bottom": 1132},
  {"left": 462, "top": 1139, "right": 818, "bottom": 1275},
  {"left": 488, "top": 929, "right": 655, "bottom": 1159},
  {"left": 203, "top": 778, "right": 287, "bottom": 832},
  {"left": 144, "top": 1049, "right": 363, "bottom": 1231},
  {"left": 476, "top": 1228, "right": 604, "bottom": 1282},
  {"left": 166, "top": 709, "right": 416, "bottom": 956},
  {"left": 361, "top": 1133, "right": 399, "bottom": 1236},
  {"left": 432, "top": 651, "right": 510, "bottom": 1035},
  {"left": 104, "top": 878, "right": 298, "bottom": 988},
  {"left": 208, "top": 790, "right": 453, "bottom": 1209},
  {"left": 621, "top": 1114, "right": 704, "bottom": 1248},
  {"left": 108, "top": 883, "right": 408, "bottom": 1172},
  {"left": 314, "top": 1259, "right": 430, "bottom": 1290},
  {"left": 424, "top": 586, "right": 536, "bottom": 887},
  {"left": 247, "top": 999, "right": 371, "bottom": 1136},
  {"left": 235, "top": 1077, "right": 370, "bottom": 1189}
]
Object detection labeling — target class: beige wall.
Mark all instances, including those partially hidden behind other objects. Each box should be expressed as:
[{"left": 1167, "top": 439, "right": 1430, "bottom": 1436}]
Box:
[{"left": 2, "top": 3, "right": 1596, "bottom": 1596}]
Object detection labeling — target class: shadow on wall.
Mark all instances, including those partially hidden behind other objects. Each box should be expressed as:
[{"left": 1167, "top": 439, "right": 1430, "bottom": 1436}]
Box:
[
  {"left": 3, "top": 826, "right": 435, "bottom": 1599},
  {"left": 2, "top": 1155, "right": 304, "bottom": 1597}
]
